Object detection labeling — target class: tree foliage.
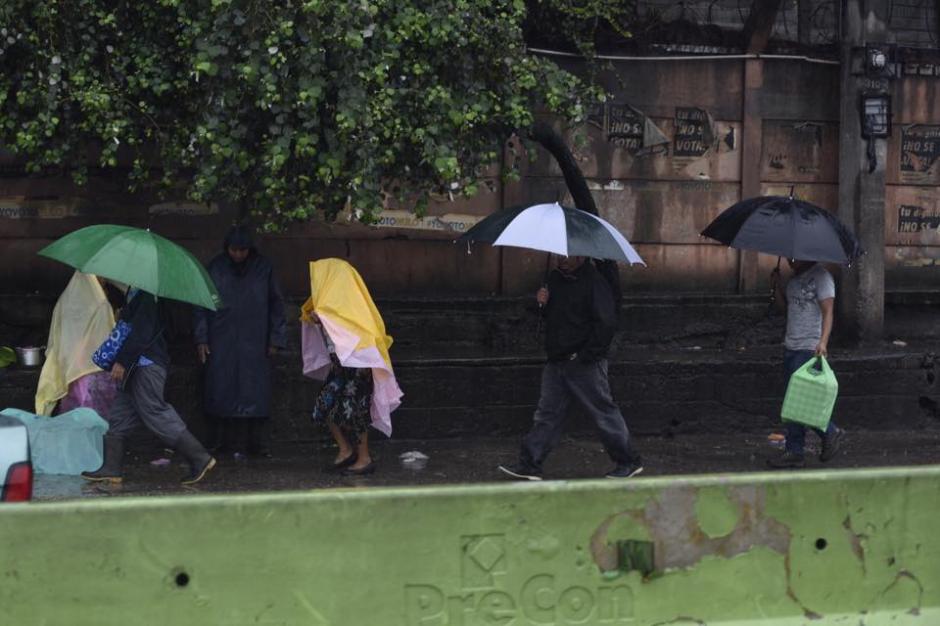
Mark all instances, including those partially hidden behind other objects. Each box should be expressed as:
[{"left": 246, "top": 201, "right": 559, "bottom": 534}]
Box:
[
  {"left": 525, "top": 0, "right": 637, "bottom": 58},
  {"left": 0, "top": 0, "right": 596, "bottom": 227}
]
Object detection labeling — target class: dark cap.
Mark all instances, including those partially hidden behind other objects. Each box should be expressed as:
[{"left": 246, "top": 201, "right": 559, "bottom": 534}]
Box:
[{"left": 224, "top": 224, "right": 255, "bottom": 250}]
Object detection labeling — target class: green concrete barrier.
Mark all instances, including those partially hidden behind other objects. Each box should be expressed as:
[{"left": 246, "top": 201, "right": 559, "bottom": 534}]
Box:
[{"left": 2, "top": 467, "right": 939, "bottom": 625}]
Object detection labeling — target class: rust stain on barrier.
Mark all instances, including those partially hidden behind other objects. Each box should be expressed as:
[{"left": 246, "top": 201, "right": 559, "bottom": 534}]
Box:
[
  {"left": 843, "top": 514, "right": 867, "bottom": 573},
  {"left": 591, "top": 485, "right": 790, "bottom": 574}
]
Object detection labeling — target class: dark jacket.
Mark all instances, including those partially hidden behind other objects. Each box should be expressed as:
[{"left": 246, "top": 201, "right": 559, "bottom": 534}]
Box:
[
  {"left": 193, "top": 250, "right": 287, "bottom": 418},
  {"left": 114, "top": 290, "right": 170, "bottom": 372},
  {"left": 543, "top": 261, "right": 617, "bottom": 362}
]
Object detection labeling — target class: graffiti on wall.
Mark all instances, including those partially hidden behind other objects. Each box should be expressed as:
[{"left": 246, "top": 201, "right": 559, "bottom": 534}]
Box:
[
  {"left": 0, "top": 198, "right": 82, "bottom": 219},
  {"left": 606, "top": 104, "right": 645, "bottom": 154},
  {"left": 587, "top": 101, "right": 670, "bottom": 157},
  {"left": 673, "top": 107, "right": 714, "bottom": 158},
  {"left": 898, "top": 204, "right": 940, "bottom": 234},
  {"left": 900, "top": 125, "right": 940, "bottom": 184},
  {"left": 345, "top": 209, "right": 483, "bottom": 233}
]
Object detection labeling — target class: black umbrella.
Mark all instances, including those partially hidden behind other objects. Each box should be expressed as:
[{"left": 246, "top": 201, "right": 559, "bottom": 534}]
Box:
[{"left": 701, "top": 195, "right": 863, "bottom": 265}]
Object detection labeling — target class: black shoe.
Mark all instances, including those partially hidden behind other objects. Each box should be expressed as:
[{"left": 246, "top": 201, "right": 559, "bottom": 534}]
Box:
[
  {"left": 498, "top": 464, "right": 542, "bottom": 481},
  {"left": 175, "top": 430, "right": 217, "bottom": 485},
  {"left": 605, "top": 463, "right": 644, "bottom": 479},
  {"left": 81, "top": 435, "right": 125, "bottom": 484},
  {"left": 327, "top": 453, "right": 358, "bottom": 472},
  {"left": 182, "top": 457, "right": 217, "bottom": 485},
  {"left": 343, "top": 461, "right": 376, "bottom": 476},
  {"left": 767, "top": 450, "right": 806, "bottom": 469},
  {"left": 820, "top": 427, "right": 844, "bottom": 462}
]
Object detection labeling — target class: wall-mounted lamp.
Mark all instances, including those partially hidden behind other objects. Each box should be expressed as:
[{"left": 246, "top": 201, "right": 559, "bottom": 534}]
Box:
[
  {"left": 851, "top": 45, "right": 897, "bottom": 79},
  {"left": 864, "top": 45, "right": 896, "bottom": 78}
]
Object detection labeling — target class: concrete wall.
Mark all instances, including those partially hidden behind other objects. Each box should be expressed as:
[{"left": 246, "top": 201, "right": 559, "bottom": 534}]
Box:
[
  {"left": 887, "top": 71, "right": 940, "bottom": 288},
  {"left": 1, "top": 55, "right": 939, "bottom": 300},
  {"left": 3, "top": 467, "right": 940, "bottom": 624}
]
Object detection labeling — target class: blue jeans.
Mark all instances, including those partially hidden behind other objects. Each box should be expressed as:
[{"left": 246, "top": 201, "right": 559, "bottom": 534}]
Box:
[{"left": 783, "top": 349, "right": 837, "bottom": 455}]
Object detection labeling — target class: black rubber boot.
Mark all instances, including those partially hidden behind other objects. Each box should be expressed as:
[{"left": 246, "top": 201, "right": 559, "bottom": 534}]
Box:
[
  {"left": 81, "top": 435, "right": 125, "bottom": 484},
  {"left": 175, "top": 430, "right": 216, "bottom": 485}
]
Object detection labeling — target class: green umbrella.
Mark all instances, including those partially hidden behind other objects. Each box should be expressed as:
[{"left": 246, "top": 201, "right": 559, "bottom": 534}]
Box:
[{"left": 38, "top": 225, "right": 222, "bottom": 311}]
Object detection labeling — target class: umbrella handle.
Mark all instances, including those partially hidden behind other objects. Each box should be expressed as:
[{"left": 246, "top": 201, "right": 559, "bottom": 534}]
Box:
[
  {"left": 768, "top": 256, "right": 782, "bottom": 305},
  {"left": 536, "top": 281, "right": 548, "bottom": 338}
]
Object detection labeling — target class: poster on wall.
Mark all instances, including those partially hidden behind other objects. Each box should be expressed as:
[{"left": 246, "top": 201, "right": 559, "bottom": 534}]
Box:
[
  {"left": 606, "top": 104, "right": 645, "bottom": 155},
  {"left": 900, "top": 125, "right": 940, "bottom": 184},
  {"left": 673, "top": 107, "right": 715, "bottom": 158},
  {"left": 898, "top": 204, "right": 940, "bottom": 234}
]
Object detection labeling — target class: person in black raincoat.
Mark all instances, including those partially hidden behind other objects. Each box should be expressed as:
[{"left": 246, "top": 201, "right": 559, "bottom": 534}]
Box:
[
  {"left": 193, "top": 225, "right": 287, "bottom": 457},
  {"left": 497, "top": 255, "right": 643, "bottom": 481}
]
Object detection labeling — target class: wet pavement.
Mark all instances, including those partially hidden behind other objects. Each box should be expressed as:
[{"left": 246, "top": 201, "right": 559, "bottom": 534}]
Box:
[{"left": 31, "top": 429, "right": 940, "bottom": 501}]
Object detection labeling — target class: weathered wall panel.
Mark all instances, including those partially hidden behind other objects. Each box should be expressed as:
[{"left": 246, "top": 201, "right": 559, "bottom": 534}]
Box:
[
  {"left": 895, "top": 75, "right": 940, "bottom": 125},
  {"left": 760, "top": 121, "right": 840, "bottom": 183},
  {"left": 759, "top": 182, "right": 839, "bottom": 208},
  {"left": 885, "top": 75, "right": 940, "bottom": 290},
  {"left": 756, "top": 60, "right": 840, "bottom": 121},
  {"left": 588, "top": 58, "right": 745, "bottom": 121}
]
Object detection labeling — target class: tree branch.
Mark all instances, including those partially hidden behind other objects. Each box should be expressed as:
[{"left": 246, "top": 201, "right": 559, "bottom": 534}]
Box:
[
  {"left": 528, "top": 120, "right": 621, "bottom": 304},
  {"left": 529, "top": 120, "right": 597, "bottom": 216},
  {"left": 741, "top": 0, "right": 783, "bottom": 53}
]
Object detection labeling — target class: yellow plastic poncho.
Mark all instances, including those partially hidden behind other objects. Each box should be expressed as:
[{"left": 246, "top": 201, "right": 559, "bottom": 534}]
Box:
[
  {"left": 300, "top": 258, "right": 401, "bottom": 436},
  {"left": 35, "top": 272, "right": 115, "bottom": 415},
  {"left": 300, "top": 258, "right": 393, "bottom": 366}
]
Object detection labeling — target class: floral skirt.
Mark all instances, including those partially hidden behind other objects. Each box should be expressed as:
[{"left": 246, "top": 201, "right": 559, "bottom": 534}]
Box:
[{"left": 312, "top": 364, "right": 373, "bottom": 435}]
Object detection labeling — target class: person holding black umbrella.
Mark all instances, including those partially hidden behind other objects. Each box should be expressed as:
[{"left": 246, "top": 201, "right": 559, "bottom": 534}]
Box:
[
  {"left": 766, "top": 259, "right": 845, "bottom": 469},
  {"left": 497, "top": 254, "right": 644, "bottom": 481},
  {"left": 701, "top": 193, "right": 858, "bottom": 469}
]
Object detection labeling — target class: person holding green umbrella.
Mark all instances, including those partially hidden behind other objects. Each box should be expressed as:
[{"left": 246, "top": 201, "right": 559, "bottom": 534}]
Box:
[{"left": 39, "top": 225, "right": 219, "bottom": 485}]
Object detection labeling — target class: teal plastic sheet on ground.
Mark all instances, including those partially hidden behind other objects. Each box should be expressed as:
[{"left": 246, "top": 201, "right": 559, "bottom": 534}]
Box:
[{"left": 0, "top": 408, "right": 107, "bottom": 475}]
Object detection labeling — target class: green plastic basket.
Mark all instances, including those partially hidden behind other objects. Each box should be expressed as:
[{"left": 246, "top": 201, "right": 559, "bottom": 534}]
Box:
[{"left": 781, "top": 355, "right": 838, "bottom": 430}]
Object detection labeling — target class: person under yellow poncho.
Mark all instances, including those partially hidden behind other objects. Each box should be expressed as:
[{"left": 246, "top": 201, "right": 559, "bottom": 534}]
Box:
[
  {"left": 301, "top": 259, "right": 402, "bottom": 474},
  {"left": 35, "top": 271, "right": 117, "bottom": 416}
]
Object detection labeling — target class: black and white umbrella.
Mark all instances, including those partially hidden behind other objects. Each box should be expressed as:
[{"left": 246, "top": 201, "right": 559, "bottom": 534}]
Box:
[
  {"left": 701, "top": 195, "right": 863, "bottom": 265},
  {"left": 457, "top": 202, "right": 645, "bottom": 265}
]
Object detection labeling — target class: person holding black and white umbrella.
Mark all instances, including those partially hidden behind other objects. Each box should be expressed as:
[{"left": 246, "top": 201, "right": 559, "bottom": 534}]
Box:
[
  {"left": 497, "top": 253, "right": 644, "bottom": 480},
  {"left": 457, "top": 202, "right": 646, "bottom": 480}
]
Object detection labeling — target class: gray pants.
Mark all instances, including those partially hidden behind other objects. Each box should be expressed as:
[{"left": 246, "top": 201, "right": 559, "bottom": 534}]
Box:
[
  {"left": 520, "top": 359, "right": 635, "bottom": 470},
  {"left": 107, "top": 364, "right": 188, "bottom": 446}
]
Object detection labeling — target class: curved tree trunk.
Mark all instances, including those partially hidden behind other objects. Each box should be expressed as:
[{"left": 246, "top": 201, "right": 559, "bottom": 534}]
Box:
[
  {"left": 530, "top": 122, "right": 599, "bottom": 216},
  {"left": 528, "top": 121, "right": 622, "bottom": 306}
]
